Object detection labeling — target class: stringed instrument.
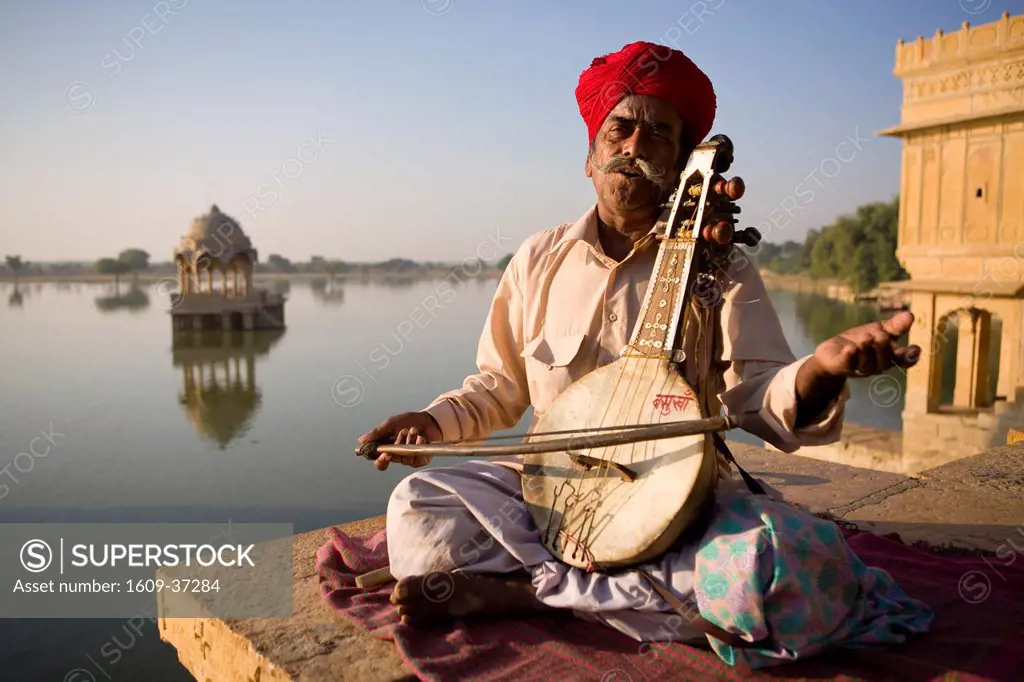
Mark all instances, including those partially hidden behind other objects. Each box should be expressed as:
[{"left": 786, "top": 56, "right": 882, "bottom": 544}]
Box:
[{"left": 358, "top": 134, "right": 761, "bottom": 574}]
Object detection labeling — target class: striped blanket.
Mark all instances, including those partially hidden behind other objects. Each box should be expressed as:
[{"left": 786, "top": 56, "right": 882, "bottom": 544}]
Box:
[{"left": 317, "top": 525, "right": 1024, "bottom": 681}]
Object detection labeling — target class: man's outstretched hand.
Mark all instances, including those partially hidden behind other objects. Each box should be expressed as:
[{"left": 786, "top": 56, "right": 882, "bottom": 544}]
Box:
[
  {"left": 357, "top": 411, "right": 442, "bottom": 471},
  {"left": 794, "top": 310, "right": 920, "bottom": 428},
  {"left": 812, "top": 309, "right": 920, "bottom": 379}
]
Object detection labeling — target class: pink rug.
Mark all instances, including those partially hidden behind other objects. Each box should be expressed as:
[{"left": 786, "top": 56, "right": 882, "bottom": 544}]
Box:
[{"left": 317, "top": 526, "right": 1024, "bottom": 681}]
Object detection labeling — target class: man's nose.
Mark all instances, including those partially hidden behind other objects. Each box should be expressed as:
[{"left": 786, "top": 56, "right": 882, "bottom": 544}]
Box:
[{"left": 619, "top": 130, "right": 649, "bottom": 159}]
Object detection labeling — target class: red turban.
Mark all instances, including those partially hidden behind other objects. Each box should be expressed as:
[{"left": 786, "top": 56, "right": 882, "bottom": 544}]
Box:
[{"left": 575, "top": 41, "right": 716, "bottom": 150}]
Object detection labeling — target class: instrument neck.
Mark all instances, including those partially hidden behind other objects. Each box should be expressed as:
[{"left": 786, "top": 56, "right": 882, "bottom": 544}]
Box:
[{"left": 624, "top": 233, "right": 697, "bottom": 362}]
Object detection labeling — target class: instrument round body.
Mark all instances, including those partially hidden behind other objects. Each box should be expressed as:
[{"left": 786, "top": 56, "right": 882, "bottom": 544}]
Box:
[{"left": 522, "top": 355, "right": 718, "bottom": 570}]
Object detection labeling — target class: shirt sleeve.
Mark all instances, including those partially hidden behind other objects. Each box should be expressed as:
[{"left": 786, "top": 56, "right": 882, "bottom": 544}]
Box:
[
  {"left": 421, "top": 251, "right": 531, "bottom": 442},
  {"left": 714, "top": 250, "right": 850, "bottom": 453}
]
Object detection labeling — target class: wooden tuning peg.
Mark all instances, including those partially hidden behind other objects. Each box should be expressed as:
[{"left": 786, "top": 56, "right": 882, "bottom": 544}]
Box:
[
  {"left": 702, "top": 221, "right": 734, "bottom": 245},
  {"left": 733, "top": 227, "right": 762, "bottom": 247},
  {"left": 712, "top": 177, "right": 745, "bottom": 200}
]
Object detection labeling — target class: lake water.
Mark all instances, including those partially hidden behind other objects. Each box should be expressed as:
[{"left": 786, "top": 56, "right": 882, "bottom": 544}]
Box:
[{"left": 0, "top": 277, "right": 906, "bottom": 681}]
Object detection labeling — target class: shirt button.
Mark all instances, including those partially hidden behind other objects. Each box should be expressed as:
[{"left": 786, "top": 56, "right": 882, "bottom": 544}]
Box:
[{"left": 608, "top": 313, "right": 618, "bottom": 322}]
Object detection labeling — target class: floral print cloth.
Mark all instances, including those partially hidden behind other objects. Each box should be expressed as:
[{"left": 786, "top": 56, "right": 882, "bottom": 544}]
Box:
[{"left": 693, "top": 493, "right": 934, "bottom": 667}]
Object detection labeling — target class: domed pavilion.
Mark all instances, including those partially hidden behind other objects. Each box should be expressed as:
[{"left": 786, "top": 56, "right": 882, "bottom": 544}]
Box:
[{"left": 170, "top": 204, "right": 285, "bottom": 332}]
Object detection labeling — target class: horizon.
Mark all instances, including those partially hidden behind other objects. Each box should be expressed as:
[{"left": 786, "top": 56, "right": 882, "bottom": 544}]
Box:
[{"left": 1, "top": 1, "right": 1018, "bottom": 264}]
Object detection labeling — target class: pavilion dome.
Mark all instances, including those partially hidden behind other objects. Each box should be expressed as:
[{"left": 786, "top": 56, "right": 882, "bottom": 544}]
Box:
[{"left": 175, "top": 204, "right": 253, "bottom": 262}]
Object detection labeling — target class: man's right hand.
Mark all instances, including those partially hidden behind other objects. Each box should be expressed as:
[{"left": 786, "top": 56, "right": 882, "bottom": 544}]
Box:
[{"left": 357, "top": 411, "right": 442, "bottom": 471}]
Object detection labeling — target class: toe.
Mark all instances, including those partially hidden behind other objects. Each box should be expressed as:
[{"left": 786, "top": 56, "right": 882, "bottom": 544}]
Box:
[{"left": 393, "top": 577, "right": 417, "bottom": 603}]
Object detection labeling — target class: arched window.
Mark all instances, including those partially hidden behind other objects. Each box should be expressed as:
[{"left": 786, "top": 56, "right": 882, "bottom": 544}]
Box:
[{"left": 935, "top": 307, "right": 1002, "bottom": 410}]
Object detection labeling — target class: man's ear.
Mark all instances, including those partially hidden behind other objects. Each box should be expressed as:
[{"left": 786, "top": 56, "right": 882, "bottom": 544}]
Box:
[{"left": 585, "top": 153, "right": 593, "bottom": 179}]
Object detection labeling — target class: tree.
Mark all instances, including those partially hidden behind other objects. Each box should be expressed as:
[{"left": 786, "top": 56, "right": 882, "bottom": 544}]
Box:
[
  {"left": 850, "top": 244, "right": 879, "bottom": 294},
  {"left": 809, "top": 232, "right": 838, "bottom": 278},
  {"left": 117, "top": 248, "right": 150, "bottom": 284},
  {"left": 315, "top": 259, "right": 347, "bottom": 280},
  {"left": 379, "top": 258, "right": 416, "bottom": 272},
  {"left": 118, "top": 249, "right": 150, "bottom": 271},
  {"left": 743, "top": 197, "right": 905, "bottom": 293},
  {"left": 94, "top": 258, "right": 132, "bottom": 289},
  {"left": 266, "top": 254, "right": 294, "bottom": 273},
  {"left": 5, "top": 255, "right": 24, "bottom": 283}
]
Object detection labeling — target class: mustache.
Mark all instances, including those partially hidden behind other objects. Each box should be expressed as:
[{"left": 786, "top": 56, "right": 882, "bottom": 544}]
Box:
[{"left": 592, "top": 155, "right": 671, "bottom": 188}]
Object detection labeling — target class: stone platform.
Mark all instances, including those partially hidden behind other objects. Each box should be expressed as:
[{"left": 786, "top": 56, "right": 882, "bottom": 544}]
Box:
[{"left": 158, "top": 442, "right": 1024, "bottom": 681}]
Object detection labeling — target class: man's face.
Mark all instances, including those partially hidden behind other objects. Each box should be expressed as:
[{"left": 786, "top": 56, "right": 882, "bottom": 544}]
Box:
[{"left": 586, "top": 95, "right": 686, "bottom": 215}]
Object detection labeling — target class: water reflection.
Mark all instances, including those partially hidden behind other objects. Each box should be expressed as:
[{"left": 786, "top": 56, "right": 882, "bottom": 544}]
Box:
[
  {"left": 268, "top": 279, "right": 291, "bottom": 295},
  {"left": 8, "top": 285, "right": 23, "bottom": 307},
  {"left": 94, "top": 285, "right": 150, "bottom": 313},
  {"left": 310, "top": 277, "right": 345, "bottom": 304},
  {"left": 794, "top": 294, "right": 883, "bottom": 345},
  {"left": 172, "top": 330, "right": 285, "bottom": 449}
]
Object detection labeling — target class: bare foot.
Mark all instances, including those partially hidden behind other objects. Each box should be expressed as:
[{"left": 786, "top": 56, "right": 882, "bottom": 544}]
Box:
[{"left": 390, "top": 572, "right": 555, "bottom": 625}]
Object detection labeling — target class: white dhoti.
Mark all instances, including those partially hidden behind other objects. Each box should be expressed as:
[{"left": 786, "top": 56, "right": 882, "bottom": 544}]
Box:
[{"left": 386, "top": 460, "right": 764, "bottom": 643}]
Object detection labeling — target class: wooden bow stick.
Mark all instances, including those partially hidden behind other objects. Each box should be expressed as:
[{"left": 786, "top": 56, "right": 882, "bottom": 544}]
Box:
[{"left": 355, "top": 414, "right": 737, "bottom": 461}]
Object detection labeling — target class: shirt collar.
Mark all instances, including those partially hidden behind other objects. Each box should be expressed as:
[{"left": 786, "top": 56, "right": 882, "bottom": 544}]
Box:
[{"left": 549, "top": 204, "right": 660, "bottom": 257}]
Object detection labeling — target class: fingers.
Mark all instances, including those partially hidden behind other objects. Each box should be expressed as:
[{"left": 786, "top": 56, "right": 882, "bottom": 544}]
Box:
[
  {"left": 374, "top": 453, "right": 430, "bottom": 470},
  {"left": 880, "top": 310, "right": 914, "bottom": 339},
  {"left": 893, "top": 344, "right": 921, "bottom": 369},
  {"left": 359, "top": 413, "right": 437, "bottom": 470},
  {"left": 864, "top": 325, "right": 894, "bottom": 375},
  {"left": 359, "top": 416, "right": 395, "bottom": 444}
]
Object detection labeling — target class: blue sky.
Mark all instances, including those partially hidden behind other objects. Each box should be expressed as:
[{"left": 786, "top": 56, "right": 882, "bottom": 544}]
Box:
[{"left": 0, "top": 0, "right": 1020, "bottom": 263}]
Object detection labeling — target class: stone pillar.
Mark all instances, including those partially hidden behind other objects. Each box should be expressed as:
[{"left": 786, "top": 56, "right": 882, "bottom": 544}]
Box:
[
  {"left": 953, "top": 310, "right": 979, "bottom": 408},
  {"left": 232, "top": 265, "right": 239, "bottom": 297},
  {"left": 243, "top": 312, "right": 255, "bottom": 330},
  {"left": 972, "top": 311, "right": 993, "bottom": 407},
  {"left": 206, "top": 269, "right": 214, "bottom": 295},
  {"left": 245, "top": 261, "right": 254, "bottom": 297},
  {"left": 927, "top": 311, "right": 953, "bottom": 413},
  {"left": 904, "top": 291, "right": 937, "bottom": 414},
  {"left": 221, "top": 313, "right": 232, "bottom": 332},
  {"left": 192, "top": 315, "right": 204, "bottom": 332},
  {"left": 177, "top": 260, "right": 186, "bottom": 294}
]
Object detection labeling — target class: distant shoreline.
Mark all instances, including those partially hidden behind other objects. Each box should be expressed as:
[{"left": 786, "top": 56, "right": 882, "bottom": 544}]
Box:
[
  {"left": 0, "top": 268, "right": 505, "bottom": 285},
  {"left": 0, "top": 268, "right": 878, "bottom": 299}
]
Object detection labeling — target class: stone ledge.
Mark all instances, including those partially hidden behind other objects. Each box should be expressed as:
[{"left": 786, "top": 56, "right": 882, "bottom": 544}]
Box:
[
  {"left": 159, "top": 445, "right": 1024, "bottom": 681},
  {"left": 841, "top": 445, "right": 1024, "bottom": 551},
  {"left": 158, "top": 516, "right": 411, "bottom": 682}
]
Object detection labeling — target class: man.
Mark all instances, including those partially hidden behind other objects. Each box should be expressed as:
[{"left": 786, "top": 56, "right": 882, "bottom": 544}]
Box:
[{"left": 359, "top": 42, "right": 930, "bottom": 662}]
